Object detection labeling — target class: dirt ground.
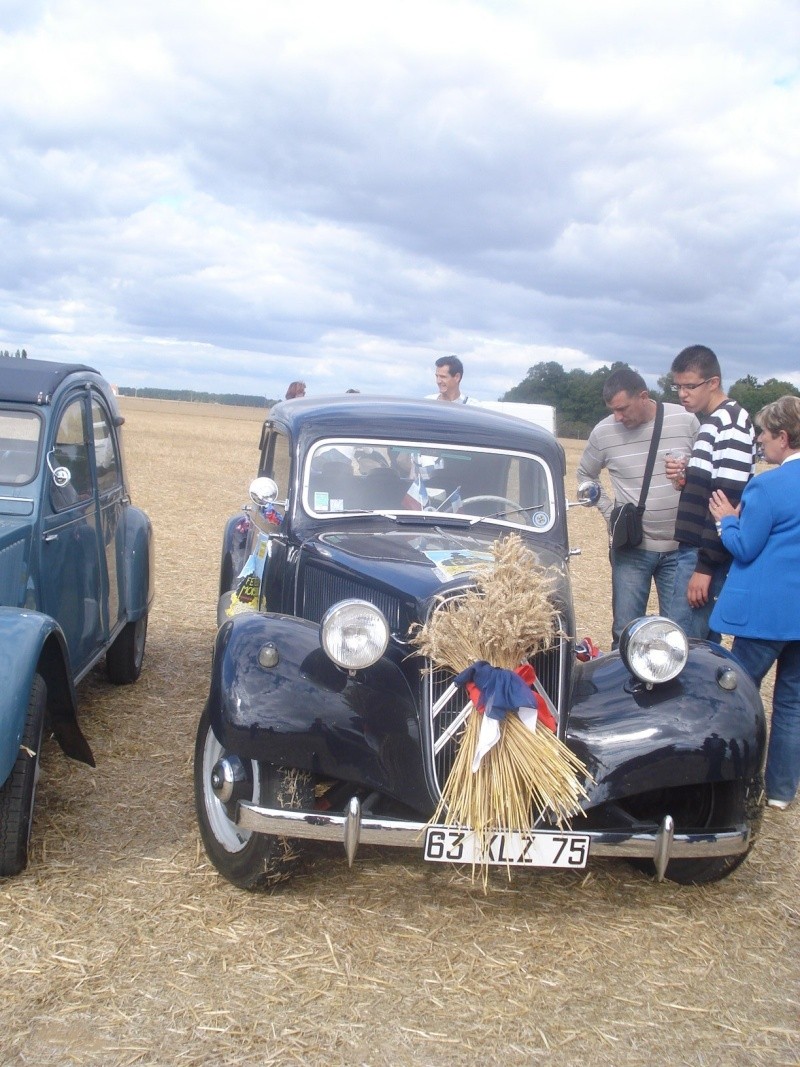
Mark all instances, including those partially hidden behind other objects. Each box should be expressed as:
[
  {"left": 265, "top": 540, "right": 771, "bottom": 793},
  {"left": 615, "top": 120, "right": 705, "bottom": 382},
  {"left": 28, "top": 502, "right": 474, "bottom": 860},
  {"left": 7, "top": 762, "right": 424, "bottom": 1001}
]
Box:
[{"left": 1, "top": 399, "right": 797, "bottom": 1067}]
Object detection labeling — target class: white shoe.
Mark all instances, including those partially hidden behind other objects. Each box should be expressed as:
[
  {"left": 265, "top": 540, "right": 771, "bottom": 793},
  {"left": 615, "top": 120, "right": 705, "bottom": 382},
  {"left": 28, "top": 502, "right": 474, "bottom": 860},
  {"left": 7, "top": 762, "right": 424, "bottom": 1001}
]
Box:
[{"left": 766, "top": 798, "right": 790, "bottom": 810}]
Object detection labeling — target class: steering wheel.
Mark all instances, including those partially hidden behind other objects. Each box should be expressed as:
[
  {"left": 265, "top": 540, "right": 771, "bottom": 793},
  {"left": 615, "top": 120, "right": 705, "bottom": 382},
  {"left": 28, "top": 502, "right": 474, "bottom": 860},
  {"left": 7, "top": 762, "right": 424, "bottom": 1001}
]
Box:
[{"left": 460, "top": 495, "right": 532, "bottom": 525}]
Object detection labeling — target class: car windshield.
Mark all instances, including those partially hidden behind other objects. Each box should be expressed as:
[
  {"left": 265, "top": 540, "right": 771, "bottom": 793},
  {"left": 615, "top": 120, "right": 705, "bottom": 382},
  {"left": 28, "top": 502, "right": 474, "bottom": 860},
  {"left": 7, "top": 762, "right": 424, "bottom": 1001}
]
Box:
[
  {"left": 302, "top": 438, "right": 555, "bottom": 530},
  {"left": 0, "top": 410, "right": 42, "bottom": 486}
]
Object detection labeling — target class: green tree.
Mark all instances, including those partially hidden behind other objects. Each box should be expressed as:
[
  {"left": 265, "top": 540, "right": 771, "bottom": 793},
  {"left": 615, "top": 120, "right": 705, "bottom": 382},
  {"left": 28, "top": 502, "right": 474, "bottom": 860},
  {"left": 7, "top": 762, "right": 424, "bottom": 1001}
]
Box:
[
  {"left": 729, "top": 376, "right": 799, "bottom": 418},
  {"left": 501, "top": 360, "right": 637, "bottom": 437}
]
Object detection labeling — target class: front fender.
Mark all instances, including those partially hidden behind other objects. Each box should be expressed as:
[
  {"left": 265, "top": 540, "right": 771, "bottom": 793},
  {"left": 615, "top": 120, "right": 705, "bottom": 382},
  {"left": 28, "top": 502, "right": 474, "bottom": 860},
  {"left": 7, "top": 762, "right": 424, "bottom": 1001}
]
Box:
[
  {"left": 0, "top": 608, "right": 94, "bottom": 784},
  {"left": 122, "top": 506, "right": 154, "bottom": 617},
  {"left": 566, "top": 643, "right": 766, "bottom": 806},
  {"left": 219, "top": 512, "right": 250, "bottom": 596},
  {"left": 206, "top": 612, "right": 431, "bottom": 813}
]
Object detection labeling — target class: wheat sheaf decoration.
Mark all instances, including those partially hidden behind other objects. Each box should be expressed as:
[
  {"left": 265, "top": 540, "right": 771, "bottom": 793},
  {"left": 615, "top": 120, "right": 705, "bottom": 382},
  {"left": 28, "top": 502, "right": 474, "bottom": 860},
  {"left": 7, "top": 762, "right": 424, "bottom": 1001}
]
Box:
[{"left": 412, "top": 534, "right": 592, "bottom": 865}]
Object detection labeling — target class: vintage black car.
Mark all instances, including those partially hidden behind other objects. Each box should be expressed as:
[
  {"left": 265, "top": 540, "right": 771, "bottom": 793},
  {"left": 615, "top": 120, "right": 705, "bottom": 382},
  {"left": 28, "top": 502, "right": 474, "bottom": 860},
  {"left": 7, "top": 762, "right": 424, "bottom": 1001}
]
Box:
[
  {"left": 195, "top": 396, "right": 765, "bottom": 890},
  {"left": 0, "top": 358, "right": 153, "bottom": 876}
]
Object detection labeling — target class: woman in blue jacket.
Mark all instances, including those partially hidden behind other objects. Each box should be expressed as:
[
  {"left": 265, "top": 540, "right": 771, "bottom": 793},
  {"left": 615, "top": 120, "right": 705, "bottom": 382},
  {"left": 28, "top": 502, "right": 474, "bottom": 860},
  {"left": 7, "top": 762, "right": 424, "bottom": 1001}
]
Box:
[{"left": 709, "top": 395, "right": 800, "bottom": 810}]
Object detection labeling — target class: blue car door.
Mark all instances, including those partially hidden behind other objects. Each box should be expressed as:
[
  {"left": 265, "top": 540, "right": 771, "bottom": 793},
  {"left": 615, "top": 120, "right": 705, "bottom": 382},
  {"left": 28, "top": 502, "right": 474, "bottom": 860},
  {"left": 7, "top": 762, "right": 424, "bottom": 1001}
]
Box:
[
  {"left": 39, "top": 392, "right": 105, "bottom": 677},
  {"left": 90, "top": 394, "right": 125, "bottom": 637}
]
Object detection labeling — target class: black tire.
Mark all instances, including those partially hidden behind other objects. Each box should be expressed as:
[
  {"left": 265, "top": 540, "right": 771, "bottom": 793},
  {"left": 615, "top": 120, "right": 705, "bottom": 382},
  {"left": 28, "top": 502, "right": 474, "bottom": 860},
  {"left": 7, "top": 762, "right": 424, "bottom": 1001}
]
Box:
[
  {"left": 194, "top": 707, "right": 314, "bottom": 891},
  {"left": 0, "top": 674, "right": 46, "bottom": 877},
  {"left": 106, "top": 613, "right": 147, "bottom": 685},
  {"left": 625, "top": 780, "right": 761, "bottom": 885}
]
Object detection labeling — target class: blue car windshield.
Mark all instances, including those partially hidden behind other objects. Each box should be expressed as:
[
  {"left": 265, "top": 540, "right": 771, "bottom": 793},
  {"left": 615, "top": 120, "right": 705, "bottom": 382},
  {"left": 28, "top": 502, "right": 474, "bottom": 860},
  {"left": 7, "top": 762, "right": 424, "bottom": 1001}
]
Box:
[
  {"left": 0, "top": 410, "right": 42, "bottom": 486},
  {"left": 302, "top": 439, "right": 555, "bottom": 532}
]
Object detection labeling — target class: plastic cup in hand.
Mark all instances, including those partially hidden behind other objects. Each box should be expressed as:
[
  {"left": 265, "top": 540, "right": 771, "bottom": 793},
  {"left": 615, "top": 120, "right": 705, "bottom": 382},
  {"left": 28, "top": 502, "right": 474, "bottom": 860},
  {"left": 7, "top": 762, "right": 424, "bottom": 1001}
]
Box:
[{"left": 665, "top": 448, "right": 690, "bottom": 488}]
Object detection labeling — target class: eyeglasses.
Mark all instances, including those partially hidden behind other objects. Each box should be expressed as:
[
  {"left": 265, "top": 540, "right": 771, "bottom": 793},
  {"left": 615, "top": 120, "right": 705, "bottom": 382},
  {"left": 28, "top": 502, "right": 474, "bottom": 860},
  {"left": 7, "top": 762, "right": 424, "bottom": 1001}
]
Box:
[{"left": 670, "top": 378, "right": 715, "bottom": 394}]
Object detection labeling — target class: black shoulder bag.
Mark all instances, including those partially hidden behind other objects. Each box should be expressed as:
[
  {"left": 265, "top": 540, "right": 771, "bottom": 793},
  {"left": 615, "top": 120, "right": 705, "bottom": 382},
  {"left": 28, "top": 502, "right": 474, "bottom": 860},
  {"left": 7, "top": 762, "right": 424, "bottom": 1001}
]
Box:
[{"left": 609, "top": 402, "right": 664, "bottom": 550}]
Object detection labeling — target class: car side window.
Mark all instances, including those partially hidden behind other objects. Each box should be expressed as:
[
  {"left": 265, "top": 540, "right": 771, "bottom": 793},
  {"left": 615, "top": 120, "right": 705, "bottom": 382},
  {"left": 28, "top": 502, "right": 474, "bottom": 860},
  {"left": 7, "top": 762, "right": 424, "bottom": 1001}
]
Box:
[
  {"left": 50, "top": 398, "right": 92, "bottom": 511},
  {"left": 91, "top": 399, "right": 121, "bottom": 494},
  {"left": 262, "top": 431, "right": 290, "bottom": 503}
]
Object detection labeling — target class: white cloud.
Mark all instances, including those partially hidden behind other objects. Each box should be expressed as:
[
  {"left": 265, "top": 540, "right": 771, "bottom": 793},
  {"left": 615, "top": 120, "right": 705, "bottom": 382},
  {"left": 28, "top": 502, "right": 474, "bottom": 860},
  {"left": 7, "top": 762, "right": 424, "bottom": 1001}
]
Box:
[{"left": 1, "top": 0, "right": 799, "bottom": 401}]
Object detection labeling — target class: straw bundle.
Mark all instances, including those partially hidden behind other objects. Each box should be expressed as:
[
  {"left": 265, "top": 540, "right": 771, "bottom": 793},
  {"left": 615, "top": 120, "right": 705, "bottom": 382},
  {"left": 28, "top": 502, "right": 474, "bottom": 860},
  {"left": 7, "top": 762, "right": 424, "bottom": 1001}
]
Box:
[{"left": 412, "top": 534, "right": 591, "bottom": 864}]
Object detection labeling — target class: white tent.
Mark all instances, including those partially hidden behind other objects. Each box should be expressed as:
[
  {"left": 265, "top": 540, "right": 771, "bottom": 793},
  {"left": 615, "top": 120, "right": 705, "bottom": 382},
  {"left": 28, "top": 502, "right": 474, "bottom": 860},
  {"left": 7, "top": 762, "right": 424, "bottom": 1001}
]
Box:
[{"left": 478, "top": 401, "right": 556, "bottom": 435}]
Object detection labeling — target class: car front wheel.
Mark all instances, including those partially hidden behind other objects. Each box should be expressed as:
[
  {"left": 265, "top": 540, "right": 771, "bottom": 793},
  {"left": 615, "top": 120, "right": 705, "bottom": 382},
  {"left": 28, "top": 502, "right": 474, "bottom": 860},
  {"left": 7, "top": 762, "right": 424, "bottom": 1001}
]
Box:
[
  {"left": 624, "top": 780, "right": 762, "bottom": 885},
  {"left": 194, "top": 707, "right": 314, "bottom": 890},
  {"left": 0, "top": 673, "right": 46, "bottom": 877},
  {"left": 106, "top": 613, "right": 148, "bottom": 685}
]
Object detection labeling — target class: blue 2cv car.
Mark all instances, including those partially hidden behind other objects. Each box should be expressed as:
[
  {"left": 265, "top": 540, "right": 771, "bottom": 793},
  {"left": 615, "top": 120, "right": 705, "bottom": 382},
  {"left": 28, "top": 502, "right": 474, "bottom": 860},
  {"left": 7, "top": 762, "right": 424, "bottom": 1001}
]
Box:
[
  {"left": 196, "top": 395, "right": 765, "bottom": 891},
  {"left": 0, "top": 357, "right": 153, "bottom": 876}
]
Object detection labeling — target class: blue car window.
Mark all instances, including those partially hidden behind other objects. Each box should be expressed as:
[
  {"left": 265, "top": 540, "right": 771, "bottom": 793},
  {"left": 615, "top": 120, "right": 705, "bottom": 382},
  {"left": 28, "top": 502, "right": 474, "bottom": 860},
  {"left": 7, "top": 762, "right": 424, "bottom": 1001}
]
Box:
[
  {"left": 0, "top": 410, "right": 41, "bottom": 485},
  {"left": 91, "top": 399, "right": 121, "bottom": 494},
  {"left": 50, "top": 397, "right": 92, "bottom": 510}
]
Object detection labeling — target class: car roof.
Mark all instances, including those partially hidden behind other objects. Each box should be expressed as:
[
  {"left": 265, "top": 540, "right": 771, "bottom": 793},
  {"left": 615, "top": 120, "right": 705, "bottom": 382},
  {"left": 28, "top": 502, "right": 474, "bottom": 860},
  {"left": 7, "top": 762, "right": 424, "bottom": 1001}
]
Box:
[
  {"left": 0, "top": 357, "right": 100, "bottom": 405},
  {"left": 267, "top": 395, "right": 564, "bottom": 467}
]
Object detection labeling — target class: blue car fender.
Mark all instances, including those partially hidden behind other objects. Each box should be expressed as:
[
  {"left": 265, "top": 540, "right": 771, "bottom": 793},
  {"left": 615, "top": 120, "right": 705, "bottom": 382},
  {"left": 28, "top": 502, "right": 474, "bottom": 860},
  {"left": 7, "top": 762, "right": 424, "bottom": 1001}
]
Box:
[
  {"left": 566, "top": 643, "right": 766, "bottom": 805},
  {"left": 207, "top": 611, "right": 429, "bottom": 810},
  {"left": 121, "top": 506, "right": 154, "bottom": 617},
  {"left": 0, "top": 608, "right": 95, "bottom": 785}
]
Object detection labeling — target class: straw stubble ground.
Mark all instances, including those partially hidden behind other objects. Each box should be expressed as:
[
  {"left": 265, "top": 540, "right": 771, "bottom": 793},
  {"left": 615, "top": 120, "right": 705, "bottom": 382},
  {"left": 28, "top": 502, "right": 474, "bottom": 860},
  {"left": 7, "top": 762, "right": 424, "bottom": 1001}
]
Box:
[{"left": 0, "top": 400, "right": 797, "bottom": 1067}]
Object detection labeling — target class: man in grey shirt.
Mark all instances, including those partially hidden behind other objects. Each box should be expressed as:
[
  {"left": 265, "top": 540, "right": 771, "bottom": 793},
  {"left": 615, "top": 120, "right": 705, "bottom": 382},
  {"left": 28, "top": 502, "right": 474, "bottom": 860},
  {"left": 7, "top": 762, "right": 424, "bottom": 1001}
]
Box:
[{"left": 577, "top": 367, "right": 698, "bottom": 648}]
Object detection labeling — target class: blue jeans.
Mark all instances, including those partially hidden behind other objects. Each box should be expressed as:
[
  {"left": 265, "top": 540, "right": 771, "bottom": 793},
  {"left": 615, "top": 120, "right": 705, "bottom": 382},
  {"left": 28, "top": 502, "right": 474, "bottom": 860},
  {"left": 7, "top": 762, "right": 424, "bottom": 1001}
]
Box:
[
  {"left": 610, "top": 545, "right": 678, "bottom": 649},
  {"left": 731, "top": 637, "right": 800, "bottom": 804},
  {"left": 668, "top": 544, "right": 729, "bottom": 643}
]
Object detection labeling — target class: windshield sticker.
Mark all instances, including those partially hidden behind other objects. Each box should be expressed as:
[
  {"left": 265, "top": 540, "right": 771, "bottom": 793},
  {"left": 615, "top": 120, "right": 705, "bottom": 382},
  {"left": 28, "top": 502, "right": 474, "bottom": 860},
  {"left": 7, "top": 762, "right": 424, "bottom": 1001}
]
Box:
[{"left": 425, "top": 549, "right": 494, "bottom": 581}]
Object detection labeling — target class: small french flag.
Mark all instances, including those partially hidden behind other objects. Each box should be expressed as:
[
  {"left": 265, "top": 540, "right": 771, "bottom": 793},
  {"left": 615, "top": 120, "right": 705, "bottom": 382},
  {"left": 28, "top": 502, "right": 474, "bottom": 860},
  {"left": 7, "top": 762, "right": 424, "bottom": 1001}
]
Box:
[{"left": 402, "top": 472, "right": 429, "bottom": 511}]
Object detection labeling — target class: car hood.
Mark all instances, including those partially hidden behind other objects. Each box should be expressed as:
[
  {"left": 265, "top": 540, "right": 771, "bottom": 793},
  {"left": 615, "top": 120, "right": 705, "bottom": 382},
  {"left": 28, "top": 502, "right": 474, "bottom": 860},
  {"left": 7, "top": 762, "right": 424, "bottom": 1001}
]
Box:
[{"left": 308, "top": 526, "right": 568, "bottom": 604}]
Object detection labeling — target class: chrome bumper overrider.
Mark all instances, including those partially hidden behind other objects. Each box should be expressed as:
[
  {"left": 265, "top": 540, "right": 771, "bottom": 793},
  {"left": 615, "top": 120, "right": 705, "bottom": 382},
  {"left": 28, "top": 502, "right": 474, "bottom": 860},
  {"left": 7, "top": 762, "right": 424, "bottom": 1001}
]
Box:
[{"left": 235, "top": 797, "right": 751, "bottom": 882}]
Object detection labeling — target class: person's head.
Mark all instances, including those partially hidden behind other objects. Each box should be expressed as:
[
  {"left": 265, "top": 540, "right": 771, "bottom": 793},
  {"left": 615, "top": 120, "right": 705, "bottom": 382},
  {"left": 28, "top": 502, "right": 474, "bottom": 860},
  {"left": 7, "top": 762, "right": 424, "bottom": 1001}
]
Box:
[
  {"left": 754, "top": 395, "right": 800, "bottom": 461},
  {"left": 285, "top": 381, "right": 306, "bottom": 400},
  {"left": 434, "top": 355, "right": 464, "bottom": 401},
  {"left": 601, "top": 368, "right": 653, "bottom": 429},
  {"left": 670, "top": 345, "right": 723, "bottom": 415}
]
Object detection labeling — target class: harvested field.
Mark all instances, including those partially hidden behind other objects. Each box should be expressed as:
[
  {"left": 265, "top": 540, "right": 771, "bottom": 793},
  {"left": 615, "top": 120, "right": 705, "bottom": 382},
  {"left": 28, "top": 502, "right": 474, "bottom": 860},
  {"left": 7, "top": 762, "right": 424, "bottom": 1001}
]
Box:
[{"left": 1, "top": 398, "right": 797, "bottom": 1067}]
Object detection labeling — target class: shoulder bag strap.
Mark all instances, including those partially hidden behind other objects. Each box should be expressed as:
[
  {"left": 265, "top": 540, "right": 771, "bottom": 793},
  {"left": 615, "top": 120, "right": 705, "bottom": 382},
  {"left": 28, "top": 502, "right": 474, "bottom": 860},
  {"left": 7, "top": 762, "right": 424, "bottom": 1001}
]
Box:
[{"left": 637, "top": 401, "right": 664, "bottom": 508}]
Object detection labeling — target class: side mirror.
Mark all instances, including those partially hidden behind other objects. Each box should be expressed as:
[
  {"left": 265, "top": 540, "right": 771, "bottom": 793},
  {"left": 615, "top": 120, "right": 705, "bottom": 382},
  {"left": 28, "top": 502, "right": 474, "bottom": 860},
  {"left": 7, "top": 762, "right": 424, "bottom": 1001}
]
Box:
[
  {"left": 249, "top": 477, "right": 279, "bottom": 507},
  {"left": 46, "top": 450, "right": 72, "bottom": 488},
  {"left": 248, "top": 477, "right": 286, "bottom": 534},
  {"left": 568, "top": 480, "right": 602, "bottom": 509}
]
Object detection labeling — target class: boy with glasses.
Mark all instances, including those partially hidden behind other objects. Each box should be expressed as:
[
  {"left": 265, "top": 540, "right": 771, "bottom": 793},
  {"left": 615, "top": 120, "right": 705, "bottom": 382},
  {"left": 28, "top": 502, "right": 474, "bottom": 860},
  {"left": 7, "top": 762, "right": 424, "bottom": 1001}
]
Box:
[{"left": 666, "top": 345, "right": 755, "bottom": 640}]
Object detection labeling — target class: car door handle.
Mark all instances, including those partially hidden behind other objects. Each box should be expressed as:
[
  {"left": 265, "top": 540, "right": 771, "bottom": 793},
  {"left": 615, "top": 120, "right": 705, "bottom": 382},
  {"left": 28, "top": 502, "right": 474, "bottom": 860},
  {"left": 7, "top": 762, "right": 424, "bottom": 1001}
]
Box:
[{"left": 43, "top": 532, "right": 59, "bottom": 542}]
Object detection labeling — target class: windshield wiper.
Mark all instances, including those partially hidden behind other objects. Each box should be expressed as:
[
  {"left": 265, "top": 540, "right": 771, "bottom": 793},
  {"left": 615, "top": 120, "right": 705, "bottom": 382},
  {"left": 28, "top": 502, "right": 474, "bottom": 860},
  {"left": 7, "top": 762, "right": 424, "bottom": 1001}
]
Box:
[{"left": 468, "top": 503, "right": 546, "bottom": 527}]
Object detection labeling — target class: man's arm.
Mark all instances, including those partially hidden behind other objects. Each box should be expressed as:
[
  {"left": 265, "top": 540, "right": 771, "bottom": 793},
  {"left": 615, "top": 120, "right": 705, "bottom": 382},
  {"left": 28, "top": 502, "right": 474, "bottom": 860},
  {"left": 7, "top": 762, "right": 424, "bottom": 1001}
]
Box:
[{"left": 576, "top": 436, "right": 613, "bottom": 520}]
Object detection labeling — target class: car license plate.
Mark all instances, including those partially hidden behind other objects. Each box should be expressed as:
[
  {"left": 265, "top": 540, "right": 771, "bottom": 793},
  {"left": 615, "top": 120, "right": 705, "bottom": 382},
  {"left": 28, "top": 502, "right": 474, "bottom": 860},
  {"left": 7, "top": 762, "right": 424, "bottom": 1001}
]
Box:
[{"left": 424, "top": 826, "right": 590, "bottom": 868}]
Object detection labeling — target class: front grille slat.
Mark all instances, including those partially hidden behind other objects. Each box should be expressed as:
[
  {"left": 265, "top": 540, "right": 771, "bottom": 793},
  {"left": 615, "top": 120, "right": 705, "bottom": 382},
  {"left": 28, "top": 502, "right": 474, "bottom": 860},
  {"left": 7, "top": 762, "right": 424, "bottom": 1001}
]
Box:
[{"left": 301, "top": 562, "right": 401, "bottom": 628}]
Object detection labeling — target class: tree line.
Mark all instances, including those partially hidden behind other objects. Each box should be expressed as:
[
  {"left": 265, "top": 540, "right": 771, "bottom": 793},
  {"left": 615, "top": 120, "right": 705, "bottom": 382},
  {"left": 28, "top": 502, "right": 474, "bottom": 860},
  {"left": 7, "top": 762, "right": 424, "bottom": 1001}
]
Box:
[
  {"left": 117, "top": 386, "right": 273, "bottom": 407},
  {"left": 501, "top": 361, "right": 799, "bottom": 438}
]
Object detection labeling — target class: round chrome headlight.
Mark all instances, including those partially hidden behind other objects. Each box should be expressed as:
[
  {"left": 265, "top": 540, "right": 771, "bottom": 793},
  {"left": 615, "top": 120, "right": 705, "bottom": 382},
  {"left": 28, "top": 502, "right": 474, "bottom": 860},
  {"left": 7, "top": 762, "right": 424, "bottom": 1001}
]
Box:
[
  {"left": 321, "top": 599, "right": 390, "bottom": 670},
  {"left": 618, "top": 616, "right": 688, "bottom": 685}
]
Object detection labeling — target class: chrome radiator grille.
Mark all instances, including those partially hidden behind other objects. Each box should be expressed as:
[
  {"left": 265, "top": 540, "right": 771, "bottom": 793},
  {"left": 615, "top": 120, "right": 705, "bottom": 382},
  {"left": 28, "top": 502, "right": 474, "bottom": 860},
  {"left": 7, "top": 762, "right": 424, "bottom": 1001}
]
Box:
[{"left": 426, "top": 613, "right": 567, "bottom": 796}]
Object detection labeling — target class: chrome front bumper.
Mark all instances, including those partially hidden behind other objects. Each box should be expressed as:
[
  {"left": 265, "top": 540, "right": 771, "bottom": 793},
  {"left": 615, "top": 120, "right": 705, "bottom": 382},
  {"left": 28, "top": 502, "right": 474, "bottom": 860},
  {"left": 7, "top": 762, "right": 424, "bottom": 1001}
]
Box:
[{"left": 236, "top": 796, "right": 751, "bottom": 882}]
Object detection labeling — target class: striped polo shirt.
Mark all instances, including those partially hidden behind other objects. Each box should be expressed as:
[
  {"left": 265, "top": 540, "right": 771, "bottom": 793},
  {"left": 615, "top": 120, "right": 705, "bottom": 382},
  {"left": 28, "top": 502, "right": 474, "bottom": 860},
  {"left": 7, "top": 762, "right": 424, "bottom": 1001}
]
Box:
[
  {"left": 577, "top": 403, "right": 699, "bottom": 551},
  {"left": 674, "top": 398, "right": 755, "bottom": 574}
]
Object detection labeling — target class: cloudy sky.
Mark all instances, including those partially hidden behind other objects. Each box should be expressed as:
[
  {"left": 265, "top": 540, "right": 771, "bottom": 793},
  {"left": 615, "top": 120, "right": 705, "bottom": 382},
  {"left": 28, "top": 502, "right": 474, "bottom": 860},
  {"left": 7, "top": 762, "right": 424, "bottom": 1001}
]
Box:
[{"left": 1, "top": 0, "right": 798, "bottom": 403}]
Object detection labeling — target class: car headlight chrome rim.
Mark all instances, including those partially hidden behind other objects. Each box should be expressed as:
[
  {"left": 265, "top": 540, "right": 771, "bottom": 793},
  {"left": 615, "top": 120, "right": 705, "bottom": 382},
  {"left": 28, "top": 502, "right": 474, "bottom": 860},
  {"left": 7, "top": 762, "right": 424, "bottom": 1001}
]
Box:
[
  {"left": 619, "top": 616, "right": 688, "bottom": 685},
  {"left": 321, "top": 599, "right": 390, "bottom": 670}
]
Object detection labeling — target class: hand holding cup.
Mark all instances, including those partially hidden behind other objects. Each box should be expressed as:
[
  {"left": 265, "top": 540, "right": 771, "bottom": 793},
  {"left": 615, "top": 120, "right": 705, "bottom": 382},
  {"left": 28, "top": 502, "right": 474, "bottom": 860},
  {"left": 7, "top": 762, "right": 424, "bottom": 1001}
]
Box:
[{"left": 664, "top": 447, "right": 690, "bottom": 489}]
